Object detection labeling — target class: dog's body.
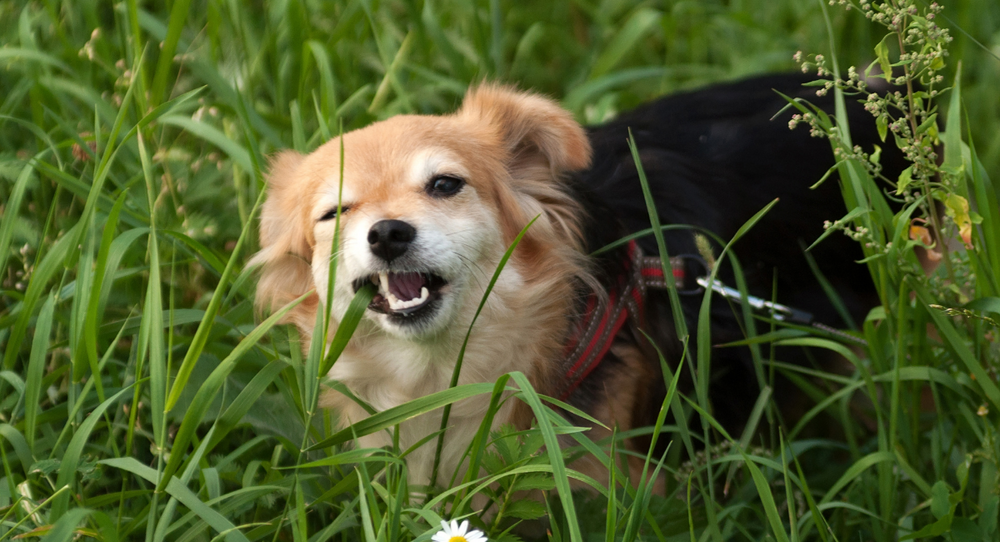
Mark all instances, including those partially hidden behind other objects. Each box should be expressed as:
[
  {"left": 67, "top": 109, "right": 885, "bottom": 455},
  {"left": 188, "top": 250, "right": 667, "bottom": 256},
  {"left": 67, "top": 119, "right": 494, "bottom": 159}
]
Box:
[{"left": 252, "top": 74, "right": 903, "bottom": 487}]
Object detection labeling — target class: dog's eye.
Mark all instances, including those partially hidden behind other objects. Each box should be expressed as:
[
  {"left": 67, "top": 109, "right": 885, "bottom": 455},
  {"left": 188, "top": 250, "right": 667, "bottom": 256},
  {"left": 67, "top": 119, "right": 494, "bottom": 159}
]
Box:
[
  {"left": 318, "top": 206, "right": 350, "bottom": 222},
  {"left": 426, "top": 175, "right": 465, "bottom": 198}
]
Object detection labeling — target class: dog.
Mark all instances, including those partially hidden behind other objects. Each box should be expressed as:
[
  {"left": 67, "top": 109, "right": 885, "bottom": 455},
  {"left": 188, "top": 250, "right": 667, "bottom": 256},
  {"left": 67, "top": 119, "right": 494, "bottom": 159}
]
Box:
[{"left": 250, "top": 73, "right": 905, "bottom": 488}]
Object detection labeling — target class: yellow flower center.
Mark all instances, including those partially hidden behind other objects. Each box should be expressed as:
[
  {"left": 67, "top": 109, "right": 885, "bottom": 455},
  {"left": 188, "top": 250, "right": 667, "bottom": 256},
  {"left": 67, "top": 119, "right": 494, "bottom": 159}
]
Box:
[{"left": 448, "top": 537, "right": 467, "bottom": 542}]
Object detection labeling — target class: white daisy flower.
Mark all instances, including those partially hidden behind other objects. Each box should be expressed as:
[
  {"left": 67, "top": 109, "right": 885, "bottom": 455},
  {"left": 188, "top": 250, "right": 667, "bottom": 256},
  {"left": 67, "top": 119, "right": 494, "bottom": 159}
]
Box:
[{"left": 431, "top": 519, "right": 487, "bottom": 542}]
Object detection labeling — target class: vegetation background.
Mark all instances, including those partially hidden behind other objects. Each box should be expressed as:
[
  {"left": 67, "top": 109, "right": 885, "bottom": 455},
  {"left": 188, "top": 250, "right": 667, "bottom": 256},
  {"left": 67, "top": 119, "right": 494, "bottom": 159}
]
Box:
[{"left": 1, "top": 0, "right": 999, "bottom": 540}]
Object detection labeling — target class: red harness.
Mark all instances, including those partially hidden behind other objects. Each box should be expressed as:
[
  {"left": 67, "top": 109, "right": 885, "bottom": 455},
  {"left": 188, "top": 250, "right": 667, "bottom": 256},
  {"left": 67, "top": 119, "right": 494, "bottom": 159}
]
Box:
[{"left": 557, "top": 241, "right": 686, "bottom": 400}]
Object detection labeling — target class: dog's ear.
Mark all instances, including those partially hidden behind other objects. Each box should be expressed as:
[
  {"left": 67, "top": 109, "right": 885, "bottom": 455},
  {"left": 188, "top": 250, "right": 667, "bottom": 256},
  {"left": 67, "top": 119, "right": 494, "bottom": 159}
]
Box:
[
  {"left": 458, "top": 85, "right": 592, "bottom": 262},
  {"left": 459, "top": 85, "right": 591, "bottom": 175},
  {"left": 249, "top": 150, "right": 316, "bottom": 313}
]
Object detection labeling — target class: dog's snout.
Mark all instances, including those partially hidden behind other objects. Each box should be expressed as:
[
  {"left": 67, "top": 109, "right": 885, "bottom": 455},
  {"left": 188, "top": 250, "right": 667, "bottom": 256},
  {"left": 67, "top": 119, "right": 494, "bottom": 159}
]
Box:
[{"left": 368, "top": 219, "right": 416, "bottom": 262}]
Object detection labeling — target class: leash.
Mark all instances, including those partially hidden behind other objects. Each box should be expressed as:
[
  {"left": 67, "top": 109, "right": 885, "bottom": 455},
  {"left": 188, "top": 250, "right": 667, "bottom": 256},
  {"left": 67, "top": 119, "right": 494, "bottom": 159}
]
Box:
[
  {"left": 556, "top": 241, "right": 867, "bottom": 399},
  {"left": 694, "top": 276, "right": 869, "bottom": 347}
]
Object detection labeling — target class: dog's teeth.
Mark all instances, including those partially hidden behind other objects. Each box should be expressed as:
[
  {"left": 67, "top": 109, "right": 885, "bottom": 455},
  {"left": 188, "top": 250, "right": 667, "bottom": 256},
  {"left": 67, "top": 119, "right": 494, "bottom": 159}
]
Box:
[
  {"left": 384, "top": 285, "right": 431, "bottom": 311},
  {"left": 378, "top": 271, "right": 389, "bottom": 295},
  {"left": 386, "top": 291, "right": 409, "bottom": 311}
]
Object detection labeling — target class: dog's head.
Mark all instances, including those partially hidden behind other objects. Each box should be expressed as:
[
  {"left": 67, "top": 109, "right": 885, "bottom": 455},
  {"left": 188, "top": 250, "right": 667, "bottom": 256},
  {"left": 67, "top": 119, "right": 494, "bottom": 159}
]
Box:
[{"left": 251, "top": 86, "right": 593, "bottom": 340}]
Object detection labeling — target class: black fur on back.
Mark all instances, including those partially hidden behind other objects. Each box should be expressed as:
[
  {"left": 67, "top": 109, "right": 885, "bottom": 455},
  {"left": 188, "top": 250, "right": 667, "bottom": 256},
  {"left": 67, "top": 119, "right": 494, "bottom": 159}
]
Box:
[{"left": 566, "top": 73, "right": 908, "bottom": 435}]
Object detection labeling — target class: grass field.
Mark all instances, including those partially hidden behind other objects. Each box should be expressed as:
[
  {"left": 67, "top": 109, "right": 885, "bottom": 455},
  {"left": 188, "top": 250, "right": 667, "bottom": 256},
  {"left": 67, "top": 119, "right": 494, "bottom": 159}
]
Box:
[{"left": 2, "top": 0, "right": 1000, "bottom": 540}]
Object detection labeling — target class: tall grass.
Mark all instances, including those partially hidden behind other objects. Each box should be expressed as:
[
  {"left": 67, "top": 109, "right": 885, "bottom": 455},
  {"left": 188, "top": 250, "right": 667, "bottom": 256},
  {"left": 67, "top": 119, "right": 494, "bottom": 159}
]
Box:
[{"left": 1, "top": 0, "right": 999, "bottom": 540}]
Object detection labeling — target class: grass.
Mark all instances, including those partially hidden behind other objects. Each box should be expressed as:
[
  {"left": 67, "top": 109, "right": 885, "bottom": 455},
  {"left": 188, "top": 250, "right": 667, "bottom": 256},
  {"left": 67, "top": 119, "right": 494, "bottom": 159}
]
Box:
[{"left": 1, "top": 0, "right": 1000, "bottom": 540}]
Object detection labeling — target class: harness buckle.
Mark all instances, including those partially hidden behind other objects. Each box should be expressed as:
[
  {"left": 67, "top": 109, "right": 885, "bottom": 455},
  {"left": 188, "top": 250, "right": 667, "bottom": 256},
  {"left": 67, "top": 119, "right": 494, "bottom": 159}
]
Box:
[{"left": 672, "top": 254, "right": 710, "bottom": 295}]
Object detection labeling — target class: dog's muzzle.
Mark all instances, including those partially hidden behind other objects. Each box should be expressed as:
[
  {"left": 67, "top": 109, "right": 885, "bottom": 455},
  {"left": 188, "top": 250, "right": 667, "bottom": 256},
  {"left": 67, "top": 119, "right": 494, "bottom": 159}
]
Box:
[{"left": 351, "top": 219, "right": 450, "bottom": 323}]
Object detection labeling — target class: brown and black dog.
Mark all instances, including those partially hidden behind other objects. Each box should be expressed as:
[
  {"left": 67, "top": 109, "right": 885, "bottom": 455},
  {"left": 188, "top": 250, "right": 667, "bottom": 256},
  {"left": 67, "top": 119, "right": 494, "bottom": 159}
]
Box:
[{"left": 251, "top": 73, "right": 904, "bottom": 487}]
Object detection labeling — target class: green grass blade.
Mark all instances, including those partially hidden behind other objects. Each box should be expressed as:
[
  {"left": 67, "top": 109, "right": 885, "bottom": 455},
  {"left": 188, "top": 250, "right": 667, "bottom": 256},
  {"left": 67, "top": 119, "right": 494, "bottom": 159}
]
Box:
[
  {"left": 724, "top": 386, "right": 772, "bottom": 495},
  {"left": 0, "top": 47, "right": 72, "bottom": 72},
  {"left": 740, "top": 448, "right": 792, "bottom": 542},
  {"left": 65, "top": 53, "right": 140, "bottom": 268},
  {"left": 165, "top": 186, "right": 268, "bottom": 412},
  {"left": 306, "top": 382, "right": 497, "bottom": 451},
  {"left": 818, "top": 451, "right": 896, "bottom": 505},
  {"left": 320, "top": 285, "right": 376, "bottom": 376},
  {"left": 942, "top": 63, "right": 963, "bottom": 173},
  {"left": 509, "top": 371, "right": 582, "bottom": 542},
  {"left": 41, "top": 508, "right": 94, "bottom": 542},
  {"left": 431, "top": 215, "right": 538, "bottom": 486},
  {"left": 101, "top": 457, "right": 251, "bottom": 542},
  {"left": 3, "top": 223, "right": 80, "bottom": 368},
  {"left": 914, "top": 283, "right": 1000, "bottom": 410},
  {"left": 83, "top": 191, "right": 130, "bottom": 397},
  {"left": 159, "top": 291, "right": 311, "bottom": 489},
  {"left": 205, "top": 359, "right": 288, "bottom": 451},
  {"left": 0, "top": 423, "right": 33, "bottom": 473},
  {"left": 158, "top": 115, "right": 253, "bottom": 173},
  {"left": 0, "top": 153, "right": 46, "bottom": 280},
  {"left": 23, "top": 293, "right": 55, "bottom": 448},
  {"left": 137, "top": 127, "right": 167, "bottom": 456},
  {"left": 149, "top": 0, "right": 193, "bottom": 106},
  {"left": 51, "top": 385, "right": 134, "bottom": 520},
  {"left": 627, "top": 129, "right": 688, "bottom": 341},
  {"left": 590, "top": 8, "right": 661, "bottom": 79}
]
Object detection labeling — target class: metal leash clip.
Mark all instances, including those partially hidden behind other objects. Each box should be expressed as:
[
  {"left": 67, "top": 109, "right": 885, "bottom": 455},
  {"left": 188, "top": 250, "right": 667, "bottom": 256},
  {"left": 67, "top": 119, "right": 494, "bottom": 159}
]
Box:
[{"left": 695, "top": 276, "right": 814, "bottom": 325}]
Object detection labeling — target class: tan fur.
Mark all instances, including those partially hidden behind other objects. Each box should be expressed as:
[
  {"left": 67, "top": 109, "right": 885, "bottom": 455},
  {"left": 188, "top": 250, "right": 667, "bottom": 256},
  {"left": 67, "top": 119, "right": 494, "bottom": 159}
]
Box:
[{"left": 252, "top": 85, "right": 606, "bottom": 486}]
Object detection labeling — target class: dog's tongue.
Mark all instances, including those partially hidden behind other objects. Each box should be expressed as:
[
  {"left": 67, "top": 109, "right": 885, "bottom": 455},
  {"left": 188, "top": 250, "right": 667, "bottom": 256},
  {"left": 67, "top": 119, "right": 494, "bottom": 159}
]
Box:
[{"left": 388, "top": 272, "right": 426, "bottom": 301}]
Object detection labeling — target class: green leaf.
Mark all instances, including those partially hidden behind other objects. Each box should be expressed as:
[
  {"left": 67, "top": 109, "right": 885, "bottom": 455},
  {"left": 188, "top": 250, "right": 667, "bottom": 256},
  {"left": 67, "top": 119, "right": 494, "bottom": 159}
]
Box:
[
  {"left": 504, "top": 499, "right": 547, "bottom": 520},
  {"left": 807, "top": 206, "right": 870, "bottom": 251},
  {"left": 0, "top": 47, "right": 72, "bottom": 72},
  {"left": 949, "top": 517, "right": 985, "bottom": 542},
  {"left": 896, "top": 165, "right": 914, "bottom": 195},
  {"left": 874, "top": 34, "right": 893, "bottom": 81},
  {"left": 930, "top": 480, "right": 951, "bottom": 519},
  {"left": 916, "top": 113, "right": 938, "bottom": 135},
  {"left": 876, "top": 115, "right": 888, "bottom": 142},
  {"left": 150, "top": 0, "right": 194, "bottom": 105}
]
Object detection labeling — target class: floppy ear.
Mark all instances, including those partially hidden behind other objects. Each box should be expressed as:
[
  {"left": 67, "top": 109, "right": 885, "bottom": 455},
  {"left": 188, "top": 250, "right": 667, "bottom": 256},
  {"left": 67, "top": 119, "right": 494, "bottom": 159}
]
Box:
[
  {"left": 458, "top": 85, "right": 592, "bottom": 176},
  {"left": 249, "top": 150, "right": 317, "bottom": 315},
  {"left": 458, "top": 85, "right": 593, "bottom": 270}
]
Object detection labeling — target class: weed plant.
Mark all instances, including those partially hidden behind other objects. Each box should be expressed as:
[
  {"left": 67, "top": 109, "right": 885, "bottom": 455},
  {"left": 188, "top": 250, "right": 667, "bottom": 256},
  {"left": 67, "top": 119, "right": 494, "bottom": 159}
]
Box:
[{"left": 1, "top": 0, "right": 999, "bottom": 541}]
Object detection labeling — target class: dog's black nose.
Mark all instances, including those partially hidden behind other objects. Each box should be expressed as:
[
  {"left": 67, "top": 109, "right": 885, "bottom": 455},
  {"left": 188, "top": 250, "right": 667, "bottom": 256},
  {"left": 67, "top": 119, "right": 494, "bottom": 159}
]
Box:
[{"left": 368, "top": 219, "right": 416, "bottom": 262}]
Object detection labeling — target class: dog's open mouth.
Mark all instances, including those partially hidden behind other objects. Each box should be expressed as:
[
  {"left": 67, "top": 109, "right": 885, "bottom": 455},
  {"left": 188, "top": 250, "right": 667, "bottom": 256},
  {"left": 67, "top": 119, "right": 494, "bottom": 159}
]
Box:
[{"left": 353, "top": 271, "right": 448, "bottom": 319}]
